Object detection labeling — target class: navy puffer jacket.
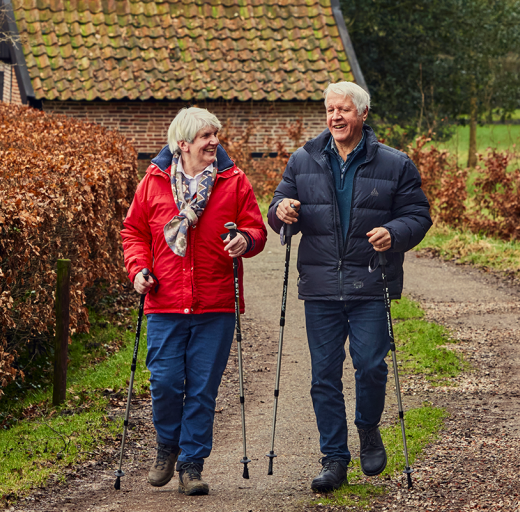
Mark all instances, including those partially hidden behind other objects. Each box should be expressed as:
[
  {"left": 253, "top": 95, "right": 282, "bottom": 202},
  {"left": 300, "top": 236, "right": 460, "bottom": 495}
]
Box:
[{"left": 268, "top": 125, "right": 432, "bottom": 301}]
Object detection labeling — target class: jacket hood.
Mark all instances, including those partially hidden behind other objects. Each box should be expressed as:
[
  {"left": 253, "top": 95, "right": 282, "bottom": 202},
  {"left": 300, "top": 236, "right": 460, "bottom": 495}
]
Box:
[
  {"left": 303, "top": 124, "right": 379, "bottom": 163},
  {"left": 150, "top": 144, "right": 235, "bottom": 174}
]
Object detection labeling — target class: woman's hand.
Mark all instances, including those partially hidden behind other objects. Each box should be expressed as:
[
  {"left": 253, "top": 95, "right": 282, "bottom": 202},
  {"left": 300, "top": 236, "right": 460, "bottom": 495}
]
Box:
[
  {"left": 223, "top": 233, "right": 248, "bottom": 258},
  {"left": 134, "top": 271, "right": 155, "bottom": 294}
]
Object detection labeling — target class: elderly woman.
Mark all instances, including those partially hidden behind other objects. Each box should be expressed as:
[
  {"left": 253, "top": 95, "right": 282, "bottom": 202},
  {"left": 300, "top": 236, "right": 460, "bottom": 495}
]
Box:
[{"left": 121, "top": 107, "right": 267, "bottom": 496}]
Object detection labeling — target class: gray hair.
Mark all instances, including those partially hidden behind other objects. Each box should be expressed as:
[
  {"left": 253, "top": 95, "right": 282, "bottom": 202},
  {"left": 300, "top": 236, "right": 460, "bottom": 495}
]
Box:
[
  {"left": 323, "top": 82, "right": 371, "bottom": 117},
  {"left": 168, "top": 107, "right": 222, "bottom": 153}
]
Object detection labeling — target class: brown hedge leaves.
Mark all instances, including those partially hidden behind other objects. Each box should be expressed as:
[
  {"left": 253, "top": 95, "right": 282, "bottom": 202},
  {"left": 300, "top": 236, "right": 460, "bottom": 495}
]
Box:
[
  {"left": 409, "top": 137, "right": 520, "bottom": 239},
  {"left": 0, "top": 103, "right": 138, "bottom": 390}
]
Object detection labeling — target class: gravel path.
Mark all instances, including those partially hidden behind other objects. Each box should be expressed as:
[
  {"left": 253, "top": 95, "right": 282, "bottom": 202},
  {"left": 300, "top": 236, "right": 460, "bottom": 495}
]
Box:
[{"left": 9, "top": 236, "right": 520, "bottom": 512}]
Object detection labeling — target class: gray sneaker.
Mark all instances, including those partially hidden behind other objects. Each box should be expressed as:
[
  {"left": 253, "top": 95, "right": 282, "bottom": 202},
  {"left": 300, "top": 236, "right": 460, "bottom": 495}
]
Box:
[
  {"left": 177, "top": 462, "right": 209, "bottom": 496},
  {"left": 148, "top": 443, "right": 180, "bottom": 487}
]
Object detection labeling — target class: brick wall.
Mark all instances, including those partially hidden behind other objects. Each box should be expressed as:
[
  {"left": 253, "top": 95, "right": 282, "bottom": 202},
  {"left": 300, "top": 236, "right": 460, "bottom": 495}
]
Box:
[
  {"left": 0, "top": 62, "right": 22, "bottom": 105},
  {"left": 41, "top": 99, "right": 328, "bottom": 157}
]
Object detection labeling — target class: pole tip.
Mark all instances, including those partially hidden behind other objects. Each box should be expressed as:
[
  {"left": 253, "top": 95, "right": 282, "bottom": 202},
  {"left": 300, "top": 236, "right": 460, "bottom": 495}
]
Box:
[
  {"left": 243, "top": 464, "right": 250, "bottom": 479},
  {"left": 114, "top": 477, "right": 121, "bottom": 490},
  {"left": 407, "top": 472, "right": 413, "bottom": 489}
]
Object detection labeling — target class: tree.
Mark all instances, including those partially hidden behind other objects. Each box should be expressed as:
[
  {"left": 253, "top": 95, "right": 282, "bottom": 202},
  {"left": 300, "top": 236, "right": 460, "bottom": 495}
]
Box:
[{"left": 341, "top": 0, "right": 520, "bottom": 165}]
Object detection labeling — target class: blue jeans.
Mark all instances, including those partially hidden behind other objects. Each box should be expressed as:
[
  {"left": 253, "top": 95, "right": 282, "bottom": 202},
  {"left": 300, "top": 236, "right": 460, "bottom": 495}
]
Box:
[
  {"left": 304, "top": 300, "right": 390, "bottom": 466},
  {"left": 146, "top": 313, "right": 235, "bottom": 465}
]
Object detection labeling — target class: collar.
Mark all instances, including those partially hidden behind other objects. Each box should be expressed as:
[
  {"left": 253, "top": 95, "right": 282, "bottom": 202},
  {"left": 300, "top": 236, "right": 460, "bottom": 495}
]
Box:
[
  {"left": 325, "top": 130, "right": 366, "bottom": 161},
  {"left": 177, "top": 157, "right": 214, "bottom": 179},
  {"left": 151, "top": 144, "right": 234, "bottom": 174}
]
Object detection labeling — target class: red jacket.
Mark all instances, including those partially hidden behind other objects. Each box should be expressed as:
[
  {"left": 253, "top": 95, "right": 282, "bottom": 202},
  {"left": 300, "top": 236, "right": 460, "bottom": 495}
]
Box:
[{"left": 121, "top": 145, "right": 267, "bottom": 315}]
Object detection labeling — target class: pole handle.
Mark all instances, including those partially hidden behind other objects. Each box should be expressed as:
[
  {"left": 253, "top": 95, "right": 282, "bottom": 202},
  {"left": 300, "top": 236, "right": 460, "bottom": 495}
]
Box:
[
  {"left": 378, "top": 251, "right": 387, "bottom": 266},
  {"left": 225, "top": 222, "right": 238, "bottom": 240},
  {"left": 142, "top": 268, "right": 150, "bottom": 281}
]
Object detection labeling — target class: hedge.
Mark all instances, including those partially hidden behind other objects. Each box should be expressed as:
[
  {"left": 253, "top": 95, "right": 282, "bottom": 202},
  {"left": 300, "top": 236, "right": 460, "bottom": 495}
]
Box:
[{"left": 0, "top": 103, "right": 138, "bottom": 391}]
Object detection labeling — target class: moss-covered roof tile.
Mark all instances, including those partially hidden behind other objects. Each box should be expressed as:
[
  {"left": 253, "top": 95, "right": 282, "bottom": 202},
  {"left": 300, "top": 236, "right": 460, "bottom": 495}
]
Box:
[{"left": 13, "top": 0, "right": 355, "bottom": 101}]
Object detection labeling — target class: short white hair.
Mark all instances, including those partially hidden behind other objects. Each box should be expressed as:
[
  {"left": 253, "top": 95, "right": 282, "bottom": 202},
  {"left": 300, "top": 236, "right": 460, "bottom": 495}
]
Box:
[
  {"left": 168, "top": 107, "right": 222, "bottom": 153},
  {"left": 323, "top": 82, "right": 371, "bottom": 117}
]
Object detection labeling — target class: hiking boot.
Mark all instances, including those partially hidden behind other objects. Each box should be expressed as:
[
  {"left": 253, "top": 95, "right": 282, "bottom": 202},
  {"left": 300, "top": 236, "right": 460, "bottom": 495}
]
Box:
[
  {"left": 358, "top": 425, "right": 387, "bottom": 476},
  {"left": 147, "top": 443, "right": 180, "bottom": 487},
  {"left": 311, "top": 459, "right": 348, "bottom": 492},
  {"left": 177, "top": 461, "right": 209, "bottom": 496}
]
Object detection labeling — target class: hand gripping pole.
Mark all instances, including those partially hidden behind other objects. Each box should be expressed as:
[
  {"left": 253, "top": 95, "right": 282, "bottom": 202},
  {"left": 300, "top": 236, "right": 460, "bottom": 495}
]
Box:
[
  {"left": 224, "top": 222, "right": 251, "bottom": 479},
  {"left": 378, "top": 252, "right": 413, "bottom": 489},
  {"left": 114, "top": 268, "right": 150, "bottom": 490}
]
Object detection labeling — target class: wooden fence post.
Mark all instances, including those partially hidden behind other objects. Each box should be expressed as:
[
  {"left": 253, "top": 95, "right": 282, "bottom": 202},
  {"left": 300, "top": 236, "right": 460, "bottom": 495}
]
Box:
[{"left": 53, "top": 259, "right": 71, "bottom": 406}]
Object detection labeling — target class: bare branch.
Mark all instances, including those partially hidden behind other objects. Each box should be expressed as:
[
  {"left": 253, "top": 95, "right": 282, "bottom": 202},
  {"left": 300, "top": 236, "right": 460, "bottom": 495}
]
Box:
[{"left": 0, "top": 3, "right": 20, "bottom": 47}]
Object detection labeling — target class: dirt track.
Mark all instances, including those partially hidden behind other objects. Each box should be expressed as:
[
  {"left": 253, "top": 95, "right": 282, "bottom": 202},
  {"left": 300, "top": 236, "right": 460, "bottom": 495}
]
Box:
[{"left": 9, "top": 231, "right": 520, "bottom": 512}]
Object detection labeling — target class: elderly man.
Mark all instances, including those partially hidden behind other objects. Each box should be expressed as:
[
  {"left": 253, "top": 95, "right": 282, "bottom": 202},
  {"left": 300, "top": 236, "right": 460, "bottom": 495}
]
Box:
[{"left": 268, "top": 82, "right": 431, "bottom": 492}]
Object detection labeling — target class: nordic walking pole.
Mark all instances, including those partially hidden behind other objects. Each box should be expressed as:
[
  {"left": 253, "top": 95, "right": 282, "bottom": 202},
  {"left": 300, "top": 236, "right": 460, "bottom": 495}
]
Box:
[
  {"left": 267, "top": 210, "right": 297, "bottom": 475},
  {"left": 378, "top": 252, "right": 413, "bottom": 489},
  {"left": 224, "top": 222, "right": 251, "bottom": 479},
  {"left": 114, "top": 268, "right": 150, "bottom": 491}
]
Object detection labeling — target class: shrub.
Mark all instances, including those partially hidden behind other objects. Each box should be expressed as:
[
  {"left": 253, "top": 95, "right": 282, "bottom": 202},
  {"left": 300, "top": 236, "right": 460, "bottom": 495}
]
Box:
[
  {"left": 0, "top": 103, "right": 138, "bottom": 392},
  {"left": 470, "top": 150, "right": 520, "bottom": 240},
  {"left": 219, "top": 119, "right": 304, "bottom": 199}
]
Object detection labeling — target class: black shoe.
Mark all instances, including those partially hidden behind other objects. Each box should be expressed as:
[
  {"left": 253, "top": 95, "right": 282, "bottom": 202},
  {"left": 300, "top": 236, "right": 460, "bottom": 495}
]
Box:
[
  {"left": 311, "top": 459, "right": 348, "bottom": 492},
  {"left": 358, "top": 426, "right": 387, "bottom": 476},
  {"left": 177, "top": 462, "right": 209, "bottom": 496}
]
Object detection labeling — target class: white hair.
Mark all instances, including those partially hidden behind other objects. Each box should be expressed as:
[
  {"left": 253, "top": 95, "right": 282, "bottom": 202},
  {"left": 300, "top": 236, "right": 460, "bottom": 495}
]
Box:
[
  {"left": 323, "top": 82, "right": 371, "bottom": 117},
  {"left": 168, "top": 107, "right": 222, "bottom": 153}
]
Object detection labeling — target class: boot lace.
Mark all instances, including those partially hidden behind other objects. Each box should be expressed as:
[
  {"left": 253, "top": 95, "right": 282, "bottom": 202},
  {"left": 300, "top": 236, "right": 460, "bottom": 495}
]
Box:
[
  {"left": 359, "top": 427, "right": 379, "bottom": 447},
  {"left": 319, "top": 458, "right": 340, "bottom": 474},
  {"left": 153, "top": 443, "right": 172, "bottom": 470},
  {"left": 181, "top": 462, "right": 203, "bottom": 481}
]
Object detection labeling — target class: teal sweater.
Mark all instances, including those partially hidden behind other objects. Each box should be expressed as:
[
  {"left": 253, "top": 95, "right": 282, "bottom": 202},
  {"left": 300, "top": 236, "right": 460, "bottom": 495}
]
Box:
[{"left": 324, "top": 133, "right": 367, "bottom": 241}]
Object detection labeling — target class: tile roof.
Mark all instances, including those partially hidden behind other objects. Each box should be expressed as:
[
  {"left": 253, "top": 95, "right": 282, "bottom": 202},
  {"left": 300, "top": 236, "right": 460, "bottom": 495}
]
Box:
[{"left": 11, "top": 0, "right": 355, "bottom": 102}]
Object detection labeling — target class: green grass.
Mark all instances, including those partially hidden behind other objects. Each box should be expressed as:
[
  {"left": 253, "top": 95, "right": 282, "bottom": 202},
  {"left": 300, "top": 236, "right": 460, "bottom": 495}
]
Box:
[
  {"left": 312, "top": 405, "right": 448, "bottom": 509},
  {"left": 417, "top": 223, "right": 520, "bottom": 277},
  {"left": 394, "top": 319, "right": 467, "bottom": 384},
  {"left": 258, "top": 198, "right": 270, "bottom": 220},
  {"left": 429, "top": 123, "right": 520, "bottom": 168},
  {"left": 391, "top": 296, "right": 425, "bottom": 320},
  {"left": 0, "top": 310, "right": 149, "bottom": 502}
]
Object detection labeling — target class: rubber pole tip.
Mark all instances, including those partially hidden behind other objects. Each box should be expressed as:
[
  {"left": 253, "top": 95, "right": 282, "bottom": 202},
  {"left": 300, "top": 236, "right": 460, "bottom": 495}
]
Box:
[
  {"left": 407, "top": 473, "right": 413, "bottom": 489},
  {"left": 243, "top": 464, "right": 250, "bottom": 479},
  {"left": 114, "top": 477, "right": 121, "bottom": 490},
  {"left": 268, "top": 459, "right": 273, "bottom": 475}
]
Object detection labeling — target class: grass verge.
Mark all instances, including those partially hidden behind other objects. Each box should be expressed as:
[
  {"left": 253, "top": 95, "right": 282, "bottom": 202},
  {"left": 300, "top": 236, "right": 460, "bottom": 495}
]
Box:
[
  {"left": 0, "top": 309, "right": 149, "bottom": 503},
  {"left": 416, "top": 223, "right": 520, "bottom": 278}
]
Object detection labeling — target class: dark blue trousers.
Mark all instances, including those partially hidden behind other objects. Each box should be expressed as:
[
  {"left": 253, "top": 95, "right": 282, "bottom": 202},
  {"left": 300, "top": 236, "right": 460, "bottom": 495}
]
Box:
[{"left": 304, "top": 300, "right": 391, "bottom": 467}]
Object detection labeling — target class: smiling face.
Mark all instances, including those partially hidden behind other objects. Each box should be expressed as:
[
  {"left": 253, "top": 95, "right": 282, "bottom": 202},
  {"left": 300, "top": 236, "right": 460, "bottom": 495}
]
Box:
[
  {"left": 326, "top": 92, "right": 368, "bottom": 150},
  {"left": 178, "top": 125, "right": 219, "bottom": 175}
]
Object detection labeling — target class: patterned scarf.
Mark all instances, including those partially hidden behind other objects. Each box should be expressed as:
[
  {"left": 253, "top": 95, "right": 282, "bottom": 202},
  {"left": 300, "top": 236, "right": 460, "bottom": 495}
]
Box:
[{"left": 163, "top": 154, "right": 217, "bottom": 257}]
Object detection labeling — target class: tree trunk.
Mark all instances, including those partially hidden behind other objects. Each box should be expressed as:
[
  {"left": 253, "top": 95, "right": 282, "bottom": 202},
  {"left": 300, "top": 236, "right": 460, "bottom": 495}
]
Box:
[{"left": 467, "top": 93, "right": 478, "bottom": 169}]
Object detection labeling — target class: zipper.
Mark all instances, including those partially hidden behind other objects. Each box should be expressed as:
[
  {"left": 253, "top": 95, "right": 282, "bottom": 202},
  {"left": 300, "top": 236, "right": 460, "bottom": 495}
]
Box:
[
  {"left": 324, "top": 155, "right": 344, "bottom": 299},
  {"left": 338, "top": 163, "right": 365, "bottom": 299},
  {"left": 338, "top": 258, "right": 343, "bottom": 300}
]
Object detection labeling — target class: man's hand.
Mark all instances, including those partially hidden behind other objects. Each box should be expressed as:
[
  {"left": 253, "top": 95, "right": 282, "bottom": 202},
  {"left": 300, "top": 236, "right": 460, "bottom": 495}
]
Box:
[
  {"left": 276, "top": 198, "right": 301, "bottom": 224},
  {"left": 223, "top": 232, "right": 248, "bottom": 258},
  {"left": 134, "top": 271, "right": 154, "bottom": 295},
  {"left": 367, "top": 227, "right": 391, "bottom": 252}
]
